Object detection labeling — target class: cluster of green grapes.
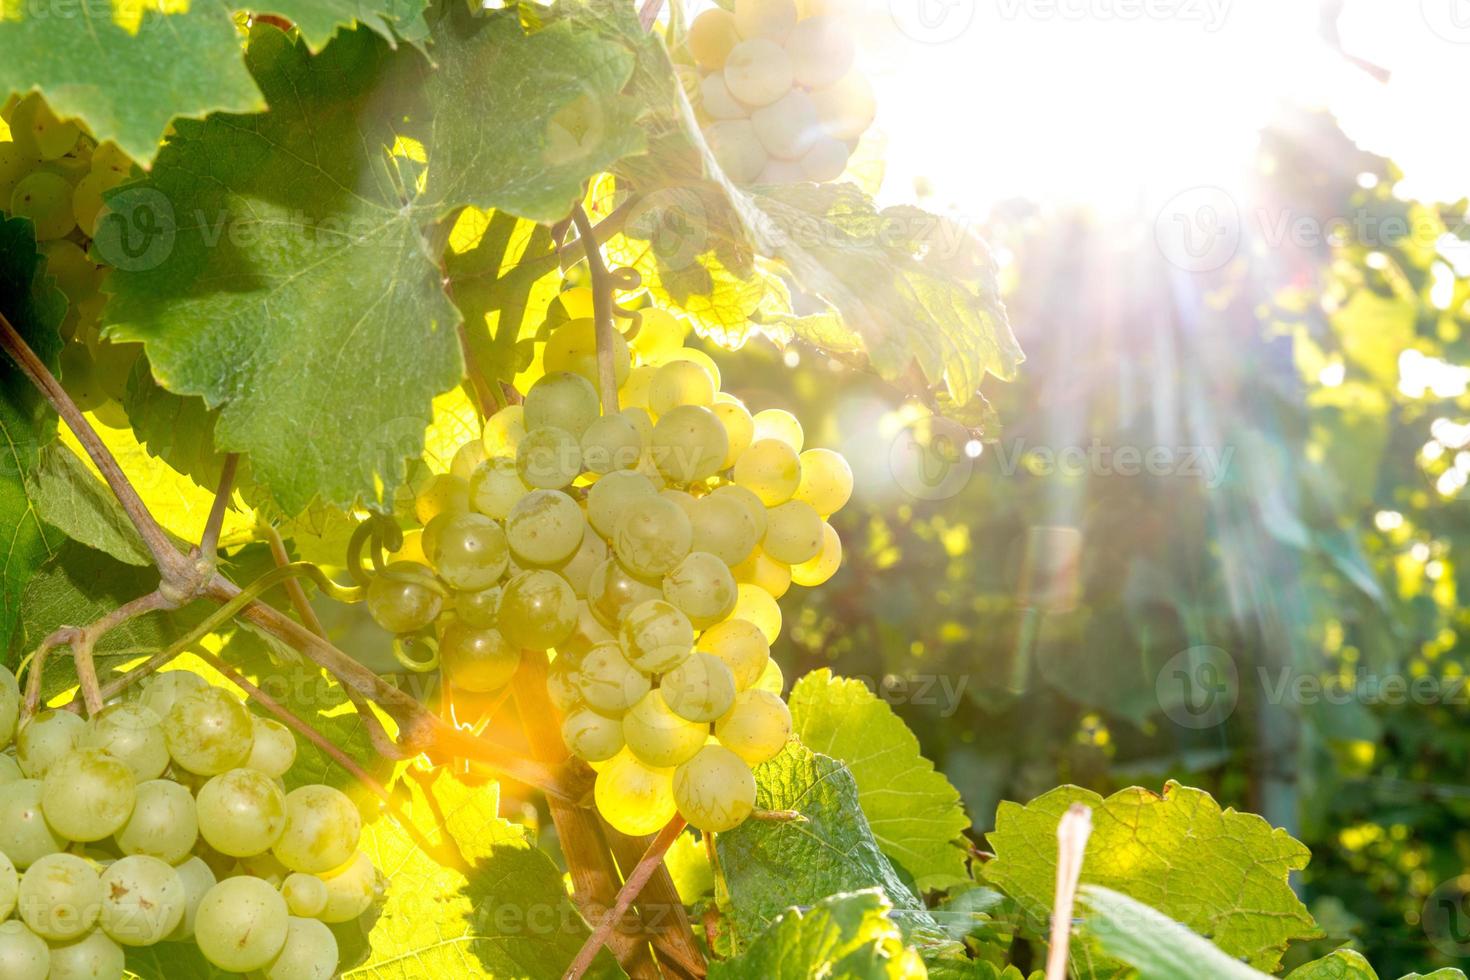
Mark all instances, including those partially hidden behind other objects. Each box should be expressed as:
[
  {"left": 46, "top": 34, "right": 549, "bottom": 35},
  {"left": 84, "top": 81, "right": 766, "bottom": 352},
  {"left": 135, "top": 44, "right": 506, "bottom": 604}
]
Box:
[
  {"left": 0, "top": 665, "right": 372, "bottom": 979},
  {"left": 688, "top": 0, "right": 874, "bottom": 184},
  {"left": 363, "top": 294, "right": 851, "bottom": 837},
  {"left": 0, "top": 93, "right": 140, "bottom": 427}
]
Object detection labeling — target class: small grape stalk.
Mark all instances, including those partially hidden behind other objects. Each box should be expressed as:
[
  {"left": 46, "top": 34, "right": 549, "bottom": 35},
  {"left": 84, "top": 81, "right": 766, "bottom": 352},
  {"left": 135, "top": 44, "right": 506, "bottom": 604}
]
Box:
[{"left": 361, "top": 295, "right": 853, "bottom": 836}]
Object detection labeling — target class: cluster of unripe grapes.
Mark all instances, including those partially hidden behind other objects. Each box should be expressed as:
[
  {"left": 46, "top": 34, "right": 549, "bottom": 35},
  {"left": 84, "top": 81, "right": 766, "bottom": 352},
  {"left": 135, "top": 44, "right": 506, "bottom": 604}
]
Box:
[
  {"left": 0, "top": 93, "right": 141, "bottom": 428},
  {"left": 365, "top": 293, "right": 852, "bottom": 836},
  {"left": 0, "top": 665, "right": 372, "bottom": 979},
  {"left": 689, "top": 0, "right": 874, "bottom": 184}
]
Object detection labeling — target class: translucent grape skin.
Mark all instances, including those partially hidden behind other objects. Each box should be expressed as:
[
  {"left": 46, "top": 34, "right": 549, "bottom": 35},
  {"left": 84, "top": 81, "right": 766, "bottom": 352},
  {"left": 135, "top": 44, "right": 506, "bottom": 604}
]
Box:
[
  {"left": 11, "top": 171, "right": 76, "bottom": 240},
  {"left": 162, "top": 687, "right": 255, "bottom": 776},
  {"left": 136, "top": 670, "right": 207, "bottom": 723},
  {"left": 544, "top": 321, "right": 631, "bottom": 393},
  {"left": 246, "top": 716, "right": 298, "bottom": 778},
  {"left": 196, "top": 768, "right": 288, "bottom": 857},
  {"left": 318, "top": 851, "right": 376, "bottom": 923},
  {"left": 281, "top": 873, "right": 328, "bottom": 918},
  {"left": 762, "top": 498, "right": 825, "bottom": 564},
  {"left": 15, "top": 709, "right": 85, "bottom": 778},
  {"left": 273, "top": 785, "right": 362, "bottom": 875},
  {"left": 497, "top": 569, "right": 578, "bottom": 651},
  {"left": 264, "top": 916, "right": 339, "bottom": 980},
  {"left": 365, "top": 561, "right": 443, "bottom": 634},
  {"left": 524, "top": 371, "right": 601, "bottom": 438},
  {"left": 785, "top": 14, "right": 856, "bottom": 88},
  {"left": 0, "top": 920, "right": 49, "bottom": 979},
  {"left": 115, "top": 779, "right": 198, "bottom": 864},
  {"left": 689, "top": 7, "right": 741, "bottom": 69},
  {"left": 689, "top": 492, "right": 762, "bottom": 566},
  {"left": 430, "top": 512, "right": 508, "bottom": 590},
  {"left": 576, "top": 643, "right": 651, "bottom": 716},
  {"left": 468, "top": 456, "right": 528, "bottom": 520},
  {"left": 723, "top": 39, "right": 794, "bottom": 108},
  {"left": 413, "top": 473, "right": 470, "bottom": 525},
  {"left": 168, "top": 857, "right": 216, "bottom": 941},
  {"left": 0, "top": 779, "right": 65, "bottom": 868},
  {"left": 517, "top": 425, "right": 582, "bottom": 489},
  {"left": 194, "top": 876, "right": 290, "bottom": 972},
  {"left": 581, "top": 413, "right": 644, "bottom": 474},
  {"left": 734, "top": 438, "right": 801, "bottom": 505},
  {"left": 17, "top": 852, "right": 101, "bottom": 941},
  {"left": 587, "top": 470, "right": 657, "bottom": 539},
  {"left": 594, "top": 749, "right": 677, "bottom": 837},
  {"left": 734, "top": 0, "right": 798, "bottom": 40},
  {"left": 792, "top": 522, "right": 843, "bottom": 586},
  {"left": 620, "top": 599, "right": 696, "bottom": 674},
  {"left": 663, "top": 551, "right": 738, "bottom": 627},
  {"left": 0, "top": 851, "right": 14, "bottom": 920},
  {"left": 794, "top": 447, "right": 854, "bottom": 516},
  {"left": 660, "top": 652, "right": 738, "bottom": 723},
  {"left": 440, "top": 623, "right": 522, "bottom": 692},
  {"left": 623, "top": 690, "right": 709, "bottom": 767},
  {"left": 506, "top": 488, "right": 586, "bottom": 566},
  {"left": 715, "top": 689, "right": 792, "bottom": 765},
  {"left": 98, "top": 855, "right": 185, "bottom": 947},
  {"left": 614, "top": 495, "right": 693, "bottom": 578},
  {"left": 562, "top": 706, "right": 626, "bottom": 763},
  {"left": 42, "top": 926, "right": 124, "bottom": 980},
  {"left": 674, "top": 744, "right": 757, "bottom": 832},
  {"left": 650, "top": 405, "right": 728, "bottom": 484},
  {"left": 40, "top": 748, "right": 137, "bottom": 842},
  {"left": 587, "top": 557, "right": 663, "bottom": 629},
  {"left": 82, "top": 703, "right": 169, "bottom": 782}
]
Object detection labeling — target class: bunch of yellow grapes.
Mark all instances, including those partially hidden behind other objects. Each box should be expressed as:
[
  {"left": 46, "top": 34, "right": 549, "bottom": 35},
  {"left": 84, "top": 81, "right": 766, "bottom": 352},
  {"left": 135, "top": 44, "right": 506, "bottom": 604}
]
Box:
[
  {"left": 688, "top": 0, "right": 875, "bottom": 184},
  {"left": 0, "top": 93, "right": 140, "bottom": 428},
  {"left": 368, "top": 295, "right": 852, "bottom": 836}
]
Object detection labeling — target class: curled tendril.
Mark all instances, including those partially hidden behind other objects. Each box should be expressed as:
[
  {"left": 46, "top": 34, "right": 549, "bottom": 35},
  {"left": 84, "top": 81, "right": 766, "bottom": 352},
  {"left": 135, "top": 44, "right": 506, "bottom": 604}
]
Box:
[
  {"left": 393, "top": 632, "right": 440, "bottom": 673},
  {"left": 347, "top": 514, "right": 407, "bottom": 587},
  {"left": 608, "top": 266, "right": 642, "bottom": 292}
]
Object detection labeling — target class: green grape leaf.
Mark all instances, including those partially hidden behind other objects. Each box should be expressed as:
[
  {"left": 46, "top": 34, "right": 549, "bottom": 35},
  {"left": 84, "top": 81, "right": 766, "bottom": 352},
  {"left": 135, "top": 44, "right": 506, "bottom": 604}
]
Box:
[
  {"left": 789, "top": 669, "right": 971, "bottom": 892},
  {"left": 1284, "top": 950, "right": 1377, "bottom": 979},
  {"left": 342, "top": 769, "right": 619, "bottom": 979},
  {"left": 0, "top": 215, "right": 65, "bottom": 648},
  {"left": 1398, "top": 973, "right": 1470, "bottom": 979},
  {"left": 985, "top": 782, "right": 1320, "bottom": 973},
  {"left": 714, "top": 743, "right": 942, "bottom": 949},
  {"left": 99, "top": 25, "right": 461, "bottom": 515},
  {"left": 122, "top": 357, "right": 229, "bottom": 494},
  {"left": 255, "top": 0, "right": 430, "bottom": 51},
  {"left": 709, "top": 889, "right": 927, "bottom": 980},
  {"left": 1078, "top": 886, "right": 1272, "bottom": 980},
  {"left": 0, "top": 1, "right": 263, "bottom": 163},
  {"left": 664, "top": 829, "right": 715, "bottom": 904},
  {"left": 27, "top": 443, "right": 152, "bottom": 567},
  {"left": 414, "top": 5, "right": 643, "bottom": 224}
]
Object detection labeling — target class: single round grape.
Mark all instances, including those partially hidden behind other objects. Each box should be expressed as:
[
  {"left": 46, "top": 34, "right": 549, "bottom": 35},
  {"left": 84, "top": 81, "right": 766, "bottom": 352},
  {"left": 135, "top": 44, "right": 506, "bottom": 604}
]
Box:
[
  {"left": 0, "top": 754, "right": 21, "bottom": 784},
  {"left": 619, "top": 364, "right": 655, "bottom": 409},
  {"left": 653, "top": 347, "right": 720, "bottom": 393},
  {"left": 162, "top": 687, "right": 254, "bottom": 776},
  {"left": 431, "top": 512, "right": 508, "bottom": 590},
  {"left": 557, "top": 286, "right": 596, "bottom": 319},
  {"left": 0, "top": 850, "right": 15, "bottom": 919},
  {"left": 581, "top": 414, "right": 644, "bottom": 474},
  {"left": 700, "top": 70, "right": 748, "bottom": 121},
  {"left": 562, "top": 706, "right": 626, "bottom": 763},
  {"left": 715, "top": 689, "right": 791, "bottom": 765},
  {"left": 194, "top": 876, "right": 289, "bottom": 971},
  {"left": 413, "top": 473, "right": 469, "bottom": 525},
  {"left": 811, "top": 72, "right": 876, "bottom": 141},
  {"left": 40, "top": 748, "right": 136, "bottom": 842},
  {"left": 587, "top": 558, "right": 662, "bottom": 629},
  {"left": 734, "top": 0, "right": 797, "bottom": 40},
  {"left": 723, "top": 39, "right": 793, "bottom": 109},
  {"left": 577, "top": 643, "right": 651, "bottom": 716},
  {"left": 664, "top": 551, "right": 738, "bottom": 627},
  {"left": 273, "top": 786, "right": 362, "bottom": 875},
  {"left": 699, "top": 619, "right": 771, "bottom": 691},
  {"left": 545, "top": 319, "right": 631, "bottom": 389},
  {"left": 712, "top": 397, "right": 754, "bottom": 469},
  {"left": 0, "top": 779, "right": 64, "bottom": 867},
  {"left": 786, "top": 14, "right": 856, "bottom": 88},
  {"left": 0, "top": 921, "right": 49, "bottom": 979},
  {"left": 0, "top": 664, "right": 19, "bottom": 749},
  {"left": 620, "top": 600, "right": 695, "bottom": 674},
  {"left": 517, "top": 425, "right": 582, "bottom": 489},
  {"left": 622, "top": 405, "right": 654, "bottom": 443},
  {"left": 264, "top": 916, "right": 339, "bottom": 980},
  {"left": 11, "top": 171, "right": 76, "bottom": 240},
  {"left": 792, "top": 522, "right": 842, "bottom": 586},
  {"left": 661, "top": 651, "right": 738, "bottom": 724},
  {"left": 82, "top": 703, "right": 168, "bottom": 782},
  {"left": 629, "top": 310, "right": 689, "bottom": 365},
  {"left": 16, "top": 709, "right": 85, "bottom": 779},
  {"left": 10, "top": 95, "right": 79, "bottom": 159},
  {"left": 506, "top": 489, "right": 585, "bottom": 566},
  {"left": 751, "top": 408, "right": 804, "bottom": 452},
  {"left": 318, "top": 851, "right": 376, "bottom": 923},
  {"left": 689, "top": 7, "right": 741, "bottom": 69},
  {"left": 365, "top": 561, "right": 443, "bottom": 634},
  {"left": 197, "top": 768, "right": 288, "bottom": 857},
  {"left": 40, "top": 239, "right": 99, "bottom": 300},
  {"left": 623, "top": 691, "right": 708, "bottom": 768},
  {"left": 135, "top": 670, "right": 207, "bottom": 723},
  {"left": 97, "top": 855, "right": 184, "bottom": 946},
  {"left": 497, "top": 570, "right": 578, "bottom": 651},
  {"left": 674, "top": 744, "right": 757, "bottom": 832},
  {"left": 614, "top": 496, "right": 693, "bottom": 578},
  {"left": 689, "top": 492, "right": 761, "bottom": 567},
  {"left": 762, "top": 498, "right": 824, "bottom": 564},
  {"left": 468, "top": 456, "right": 529, "bottom": 521},
  {"left": 554, "top": 530, "right": 608, "bottom": 599},
  {"left": 450, "top": 438, "right": 488, "bottom": 481},
  {"left": 648, "top": 360, "right": 716, "bottom": 416},
  {"left": 524, "top": 371, "right": 601, "bottom": 438},
  {"left": 441, "top": 623, "right": 522, "bottom": 692},
  {"left": 17, "top": 852, "right": 101, "bottom": 941},
  {"left": 732, "top": 548, "right": 792, "bottom": 598},
  {"left": 167, "top": 857, "right": 215, "bottom": 941},
  {"left": 587, "top": 470, "right": 657, "bottom": 539},
  {"left": 420, "top": 512, "right": 455, "bottom": 564},
  {"left": 72, "top": 171, "right": 114, "bottom": 236},
  {"left": 42, "top": 927, "right": 123, "bottom": 980},
  {"left": 734, "top": 438, "right": 801, "bottom": 505},
  {"left": 751, "top": 90, "right": 820, "bottom": 161},
  {"left": 800, "top": 136, "right": 850, "bottom": 182},
  {"left": 481, "top": 404, "right": 526, "bottom": 457},
  {"left": 115, "top": 779, "right": 197, "bottom": 864},
  {"left": 731, "top": 583, "right": 782, "bottom": 644},
  {"left": 594, "top": 749, "right": 677, "bottom": 837},
  {"left": 246, "top": 716, "right": 298, "bottom": 779},
  {"left": 794, "top": 448, "right": 853, "bottom": 516},
  {"left": 651, "top": 405, "right": 728, "bottom": 484},
  {"left": 281, "top": 873, "right": 328, "bottom": 918},
  {"left": 450, "top": 586, "right": 499, "bottom": 629}
]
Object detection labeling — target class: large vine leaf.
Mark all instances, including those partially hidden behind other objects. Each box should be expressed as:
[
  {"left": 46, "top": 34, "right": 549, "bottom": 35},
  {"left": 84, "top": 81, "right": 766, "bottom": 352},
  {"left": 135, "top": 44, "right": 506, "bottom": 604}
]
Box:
[
  {"left": 0, "top": 215, "right": 64, "bottom": 647},
  {"left": 0, "top": 1, "right": 262, "bottom": 163},
  {"left": 789, "top": 669, "right": 971, "bottom": 892},
  {"left": 27, "top": 443, "right": 151, "bottom": 567},
  {"left": 985, "top": 782, "right": 1320, "bottom": 973},
  {"left": 414, "top": 5, "right": 644, "bottom": 224},
  {"left": 257, "top": 0, "right": 430, "bottom": 50},
  {"left": 99, "top": 24, "right": 461, "bottom": 515},
  {"left": 709, "top": 890, "right": 926, "bottom": 980},
  {"left": 342, "top": 769, "right": 619, "bottom": 979},
  {"left": 1077, "top": 886, "right": 1270, "bottom": 980}
]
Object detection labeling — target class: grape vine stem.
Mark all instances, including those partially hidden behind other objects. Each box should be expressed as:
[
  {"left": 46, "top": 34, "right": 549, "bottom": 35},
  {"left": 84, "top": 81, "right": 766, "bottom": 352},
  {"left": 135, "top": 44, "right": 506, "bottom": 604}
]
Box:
[
  {"left": 1045, "top": 803, "right": 1093, "bottom": 980},
  {"left": 570, "top": 203, "right": 621, "bottom": 414},
  {"left": 198, "top": 452, "right": 238, "bottom": 558},
  {"left": 25, "top": 589, "right": 172, "bottom": 720},
  {"left": 565, "top": 816, "right": 688, "bottom": 980}
]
